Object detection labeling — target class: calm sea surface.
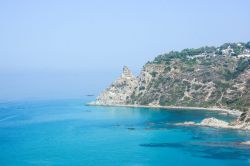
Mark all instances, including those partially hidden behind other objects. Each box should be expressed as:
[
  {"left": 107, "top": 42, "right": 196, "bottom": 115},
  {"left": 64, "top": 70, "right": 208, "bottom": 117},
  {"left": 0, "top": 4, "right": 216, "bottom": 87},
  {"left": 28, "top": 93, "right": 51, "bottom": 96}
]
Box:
[{"left": 0, "top": 98, "right": 250, "bottom": 166}]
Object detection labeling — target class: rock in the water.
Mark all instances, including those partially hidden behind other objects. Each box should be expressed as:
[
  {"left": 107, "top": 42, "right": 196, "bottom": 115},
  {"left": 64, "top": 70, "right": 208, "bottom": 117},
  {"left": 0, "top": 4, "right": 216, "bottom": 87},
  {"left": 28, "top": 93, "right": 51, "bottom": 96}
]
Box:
[
  {"left": 178, "top": 111, "right": 250, "bottom": 130},
  {"left": 240, "top": 141, "right": 250, "bottom": 145},
  {"left": 199, "top": 117, "right": 229, "bottom": 128}
]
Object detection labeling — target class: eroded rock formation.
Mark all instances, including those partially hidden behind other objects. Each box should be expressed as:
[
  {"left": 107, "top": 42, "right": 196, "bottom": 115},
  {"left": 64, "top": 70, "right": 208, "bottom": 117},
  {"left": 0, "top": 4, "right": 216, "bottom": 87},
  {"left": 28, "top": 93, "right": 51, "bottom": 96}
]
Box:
[{"left": 90, "top": 66, "right": 138, "bottom": 105}]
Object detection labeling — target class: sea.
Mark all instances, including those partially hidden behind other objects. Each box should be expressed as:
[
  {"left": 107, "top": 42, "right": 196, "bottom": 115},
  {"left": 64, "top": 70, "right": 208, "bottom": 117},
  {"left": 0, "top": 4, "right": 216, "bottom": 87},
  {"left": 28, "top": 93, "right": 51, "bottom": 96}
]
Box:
[{"left": 0, "top": 98, "right": 250, "bottom": 166}]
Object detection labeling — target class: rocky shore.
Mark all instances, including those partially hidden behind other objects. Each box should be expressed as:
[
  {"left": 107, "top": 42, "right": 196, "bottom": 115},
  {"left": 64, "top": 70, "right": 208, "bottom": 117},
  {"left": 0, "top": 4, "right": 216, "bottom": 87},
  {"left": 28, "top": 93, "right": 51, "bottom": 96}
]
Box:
[
  {"left": 89, "top": 101, "right": 250, "bottom": 130},
  {"left": 89, "top": 65, "right": 249, "bottom": 130},
  {"left": 88, "top": 101, "right": 250, "bottom": 130},
  {"left": 87, "top": 102, "right": 242, "bottom": 116},
  {"left": 241, "top": 141, "right": 250, "bottom": 145},
  {"left": 175, "top": 110, "right": 250, "bottom": 130}
]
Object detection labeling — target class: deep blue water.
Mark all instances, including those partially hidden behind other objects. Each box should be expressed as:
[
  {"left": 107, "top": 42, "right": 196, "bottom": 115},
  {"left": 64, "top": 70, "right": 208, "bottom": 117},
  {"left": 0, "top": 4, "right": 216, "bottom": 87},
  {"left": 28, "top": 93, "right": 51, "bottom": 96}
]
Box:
[{"left": 0, "top": 98, "right": 250, "bottom": 166}]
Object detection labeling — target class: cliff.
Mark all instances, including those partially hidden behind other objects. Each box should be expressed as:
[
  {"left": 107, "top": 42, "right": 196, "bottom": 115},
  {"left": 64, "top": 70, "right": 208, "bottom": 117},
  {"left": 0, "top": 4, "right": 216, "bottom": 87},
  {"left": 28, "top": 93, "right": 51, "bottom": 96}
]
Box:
[
  {"left": 90, "top": 41, "right": 250, "bottom": 128},
  {"left": 91, "top": 66, "right": 138, "bottom": 105}
]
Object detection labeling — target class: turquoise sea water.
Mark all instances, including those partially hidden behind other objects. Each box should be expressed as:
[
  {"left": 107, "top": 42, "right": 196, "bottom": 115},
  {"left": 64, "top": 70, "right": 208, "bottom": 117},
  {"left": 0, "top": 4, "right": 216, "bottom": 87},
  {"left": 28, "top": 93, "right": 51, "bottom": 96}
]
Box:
[{"left": 0, "top": 98, "right": 250, "bottom": 166}]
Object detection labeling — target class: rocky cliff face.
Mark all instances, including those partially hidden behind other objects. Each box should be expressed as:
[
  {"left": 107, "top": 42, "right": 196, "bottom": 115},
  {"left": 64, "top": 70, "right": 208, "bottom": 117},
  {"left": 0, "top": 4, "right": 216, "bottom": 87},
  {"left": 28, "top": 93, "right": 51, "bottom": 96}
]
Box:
[
  {"left": 130, "top": 56, "right": 250, "bottom": 111},
  {"left": 92, "top": 42, "right": 250, "bottom": 113},
  {"left": 91, "top": 66, "right": 138, "bottom": 105},
  {"left": 231, "top": 110, "right": 250, "bottom": 129}
]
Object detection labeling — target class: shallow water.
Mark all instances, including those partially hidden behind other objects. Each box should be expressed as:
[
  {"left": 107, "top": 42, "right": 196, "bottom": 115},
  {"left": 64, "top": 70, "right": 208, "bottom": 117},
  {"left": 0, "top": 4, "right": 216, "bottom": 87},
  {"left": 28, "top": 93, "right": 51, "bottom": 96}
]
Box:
[{"left": 0, "top": 98, "right": 250, "bottom": 166}]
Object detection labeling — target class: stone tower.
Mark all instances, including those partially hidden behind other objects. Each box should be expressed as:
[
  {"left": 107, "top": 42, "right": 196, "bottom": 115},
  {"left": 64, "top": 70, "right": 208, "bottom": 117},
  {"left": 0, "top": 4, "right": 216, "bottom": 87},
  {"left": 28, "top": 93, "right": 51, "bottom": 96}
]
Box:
[{"left": 122, "top": 66, "right": 133, "bottom": 78}]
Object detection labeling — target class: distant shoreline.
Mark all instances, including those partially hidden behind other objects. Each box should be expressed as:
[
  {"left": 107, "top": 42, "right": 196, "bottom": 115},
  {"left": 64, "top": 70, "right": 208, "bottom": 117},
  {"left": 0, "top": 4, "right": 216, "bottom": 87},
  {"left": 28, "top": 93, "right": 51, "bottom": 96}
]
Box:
[{"left": 86, "top": 103, "right": 242, "bottom": 116}]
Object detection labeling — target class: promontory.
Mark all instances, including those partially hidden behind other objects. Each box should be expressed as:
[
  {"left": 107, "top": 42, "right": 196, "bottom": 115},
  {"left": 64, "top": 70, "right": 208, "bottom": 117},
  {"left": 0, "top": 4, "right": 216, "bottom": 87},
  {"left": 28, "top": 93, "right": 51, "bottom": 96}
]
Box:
[{"left": 89, "top": 41, "right": 250, "bottom": 130}]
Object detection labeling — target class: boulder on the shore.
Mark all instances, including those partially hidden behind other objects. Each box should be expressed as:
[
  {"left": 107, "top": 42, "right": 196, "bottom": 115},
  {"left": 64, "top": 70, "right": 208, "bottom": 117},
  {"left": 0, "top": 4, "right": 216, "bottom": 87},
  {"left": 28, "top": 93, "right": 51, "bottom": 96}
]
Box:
[
  {"left": 240, "top": 141, "right": 250, "bottom": 145},
  {"left": 175, "top": 111, "right": 250, "bottom": 130},
  {"left": 199, "top": 117, "right": 229, "bottom": 128}
]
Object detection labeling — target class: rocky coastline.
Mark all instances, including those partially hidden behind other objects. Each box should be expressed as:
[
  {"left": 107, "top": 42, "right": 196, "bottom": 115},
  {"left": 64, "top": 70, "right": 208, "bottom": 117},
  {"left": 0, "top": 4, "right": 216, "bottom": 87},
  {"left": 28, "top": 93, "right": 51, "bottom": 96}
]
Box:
[
  {"left": 88, "top": 102, "right": 249, "bottom": 130},
  {"left": 90, "top": 42, "right": 250, "bottom": 131},
  {"left": 89, "top": 65, "right": 249, "bottom": 130},
  {"left": 87, "top": 102, "right": 241, "bottom": 116},
  {"left": 175, "top": 110, "right": 250, "bottom": 130}
]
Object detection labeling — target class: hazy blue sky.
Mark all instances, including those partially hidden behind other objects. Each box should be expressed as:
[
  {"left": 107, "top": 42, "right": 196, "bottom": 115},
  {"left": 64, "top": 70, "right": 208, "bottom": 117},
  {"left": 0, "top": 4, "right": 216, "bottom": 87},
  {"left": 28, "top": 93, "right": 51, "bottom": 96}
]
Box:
[{"left": 0, "top": 0, "right": 250, "bottom": 101}]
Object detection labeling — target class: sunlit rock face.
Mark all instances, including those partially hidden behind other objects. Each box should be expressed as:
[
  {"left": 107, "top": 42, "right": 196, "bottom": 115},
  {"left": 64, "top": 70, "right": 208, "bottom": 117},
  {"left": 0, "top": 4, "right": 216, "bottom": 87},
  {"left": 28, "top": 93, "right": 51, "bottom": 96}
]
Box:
[
  {"left": 92, "top": 66, "right": 138, "bottom": 105},
  {"left": 199, "top": 117, "right": 229, "bottom": 128},
  {"left": 175, "top": 112, "right": 250, "bottom": 130},
  {"left": 205, "top": 111, "right": 250, "bottom": 130},
  {"left": 231, "top": 110, "right": 250, "bottom": 130}
]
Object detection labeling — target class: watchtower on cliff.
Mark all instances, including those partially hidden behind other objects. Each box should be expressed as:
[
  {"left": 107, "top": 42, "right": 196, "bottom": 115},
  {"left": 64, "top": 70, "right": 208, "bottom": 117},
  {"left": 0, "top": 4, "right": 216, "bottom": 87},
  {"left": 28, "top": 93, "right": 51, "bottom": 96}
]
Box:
[{"left": 122, "top": 66, "right": 133, "bottom": 78}]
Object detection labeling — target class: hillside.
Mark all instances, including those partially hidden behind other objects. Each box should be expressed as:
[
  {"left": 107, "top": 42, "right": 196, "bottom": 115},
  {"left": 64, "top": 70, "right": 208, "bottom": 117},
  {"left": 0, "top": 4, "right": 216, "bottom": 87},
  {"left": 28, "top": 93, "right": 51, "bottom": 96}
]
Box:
[
  {"left": 130, "top": 54, "right": 250, "bottom": 111},
  {"left": 92, "top": 41, "right": 250, "bottom": 112}
]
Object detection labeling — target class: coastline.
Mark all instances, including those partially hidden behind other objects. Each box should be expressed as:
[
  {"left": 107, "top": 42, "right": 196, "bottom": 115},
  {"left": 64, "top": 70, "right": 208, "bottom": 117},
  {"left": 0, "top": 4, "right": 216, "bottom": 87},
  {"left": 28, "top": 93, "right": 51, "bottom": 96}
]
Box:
[
  {"left": 175, "top": 117, "right": 250, "bottom": 131},
  {"left": 86, "top": 103, "right": 242, "bottom": 116}
]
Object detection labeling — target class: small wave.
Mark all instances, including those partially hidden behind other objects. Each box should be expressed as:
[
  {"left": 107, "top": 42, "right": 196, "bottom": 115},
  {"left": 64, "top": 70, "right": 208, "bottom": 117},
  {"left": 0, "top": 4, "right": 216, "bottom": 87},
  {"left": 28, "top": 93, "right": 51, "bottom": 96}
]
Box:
[
  {"left": 140, "top": 142, "right": 185, "bottom": 148},
  {"left": 0, "top": 115, "right": 18, "bottom": 122}
]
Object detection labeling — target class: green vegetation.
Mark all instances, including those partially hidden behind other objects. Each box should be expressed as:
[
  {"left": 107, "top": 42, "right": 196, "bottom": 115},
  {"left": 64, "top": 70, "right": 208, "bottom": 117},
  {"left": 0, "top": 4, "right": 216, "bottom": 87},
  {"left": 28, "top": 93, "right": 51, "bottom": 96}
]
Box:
[
  {"left": 164, "top": 66, "right": 171, "bottom": 72},
  {"left": 223, "top": 58, "right": 249, "bottom": 80},
  {"left": 153, "top": 41, "right": 250, "bottom": 63},
  {"left": 150, "top": 71, "right": 158, "bottom": 77},
  {"left": 213, "top": 80, "right": 230, "bottom": 90},
  {"left": 130, "top": 41, "right": 250, "bottom": 111},
  {"left": 139, "top": 86, "right": 145, "bottom": 91},
  {"left": 246, "top": 41, "right": 250, "bottom": 49}
]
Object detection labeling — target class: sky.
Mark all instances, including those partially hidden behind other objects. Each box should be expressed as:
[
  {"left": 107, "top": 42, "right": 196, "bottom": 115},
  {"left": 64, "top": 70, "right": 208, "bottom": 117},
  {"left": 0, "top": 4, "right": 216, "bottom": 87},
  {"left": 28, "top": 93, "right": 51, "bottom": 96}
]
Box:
[{"left": 0, "top": 0, "right": 250, "bottom": 101}]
